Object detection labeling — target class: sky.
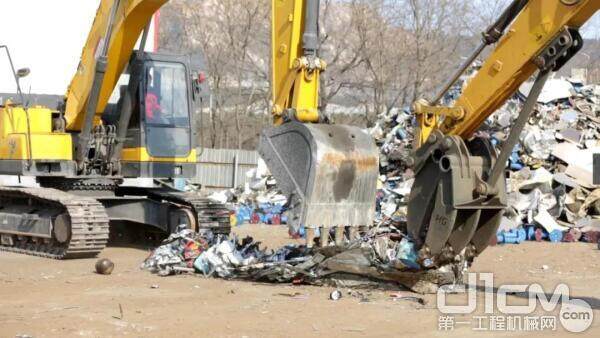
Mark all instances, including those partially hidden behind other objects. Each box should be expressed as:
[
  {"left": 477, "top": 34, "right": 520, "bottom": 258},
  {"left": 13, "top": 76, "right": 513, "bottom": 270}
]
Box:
[
  {"left": 0, "top": 1, "right": 598, "bottom": 95},
  {"left": 0, "top": 1, "right": 101, "bottom": 95},
  {"left": 0, "top": 0, "right": 157, "bottom": 95}
]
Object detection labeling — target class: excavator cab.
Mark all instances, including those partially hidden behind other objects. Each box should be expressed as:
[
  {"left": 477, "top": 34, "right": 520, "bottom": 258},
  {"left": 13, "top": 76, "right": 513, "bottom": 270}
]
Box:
[{"left": 104, "top": 52, "right": 197, "bottom": 179}]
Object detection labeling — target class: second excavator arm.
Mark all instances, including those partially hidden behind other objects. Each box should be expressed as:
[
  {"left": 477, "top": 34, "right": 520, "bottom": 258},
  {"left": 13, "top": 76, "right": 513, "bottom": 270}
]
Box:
[
  {"left": 408, "top": 0, "right": 598, "bottom": 268},
  {"left": 259, "top": 0, "right": 380, "bottom": 245}
]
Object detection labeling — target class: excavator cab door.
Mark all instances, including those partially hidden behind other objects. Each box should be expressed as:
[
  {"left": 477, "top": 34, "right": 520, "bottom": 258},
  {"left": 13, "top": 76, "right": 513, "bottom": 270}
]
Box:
[
  {"left": 140, "top": 58, "right": 193, "bottom": 158},
  {"left": 111, "top": 53, "right": 197, "bottom": 179}
]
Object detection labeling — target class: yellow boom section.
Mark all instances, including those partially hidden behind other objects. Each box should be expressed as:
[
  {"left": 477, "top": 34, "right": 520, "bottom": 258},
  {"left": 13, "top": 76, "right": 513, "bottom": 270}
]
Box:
[
  {"left": 271, "top": 0, "right": 323, "bottom": 125},
  {"left": 64, "top": 0, "right": 168, "bottom": 131},
  {"left": 442, "top": 0, "right": 598, "bottom": 139}
]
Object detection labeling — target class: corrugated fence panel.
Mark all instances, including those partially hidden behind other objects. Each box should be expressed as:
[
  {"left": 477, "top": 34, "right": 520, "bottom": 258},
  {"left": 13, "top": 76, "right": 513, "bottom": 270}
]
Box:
[{"left": 194, "top": 148, "right": 260, "bottom": 190}]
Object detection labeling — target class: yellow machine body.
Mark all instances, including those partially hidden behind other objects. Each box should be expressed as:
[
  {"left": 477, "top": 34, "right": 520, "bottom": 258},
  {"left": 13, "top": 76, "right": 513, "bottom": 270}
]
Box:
[
  {"left": 0, "top": 0, "right": 229, "bottom": 261},
  {"left": 0, "top": 0, "right": 195, "bottom": 177},
  {"left": 121, "top": 147, "right": 197, "bottom": 163},
  {"left": 0, "top": 105, "right": 72, "bottom": 161},
  {"left": 0, "top": 103, "right": 194, "bottom": 168}
]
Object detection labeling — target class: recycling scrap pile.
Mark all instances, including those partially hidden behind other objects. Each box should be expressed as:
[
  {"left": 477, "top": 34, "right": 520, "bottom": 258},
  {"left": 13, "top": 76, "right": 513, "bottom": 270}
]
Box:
[
  {"left": 142, "top": 226, "right": 463, "bottom": 293},
  {"left": 369, "top": 108, "right": 416, "bottom": 228},
  {"left": 370, "top": 74, "right": 600, "bottom": 247},
  {"left": 208, "top": 160, "right": 288, "bottom": 226},
  {"left": 496, "top": 79, "right": 600, "bottom": 245}
]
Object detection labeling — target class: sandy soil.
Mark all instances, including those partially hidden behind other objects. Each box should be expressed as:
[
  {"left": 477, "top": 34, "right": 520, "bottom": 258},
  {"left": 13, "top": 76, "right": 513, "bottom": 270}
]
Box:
[{"left": 1, "top": 224, "right": 599, "bottom": 337}]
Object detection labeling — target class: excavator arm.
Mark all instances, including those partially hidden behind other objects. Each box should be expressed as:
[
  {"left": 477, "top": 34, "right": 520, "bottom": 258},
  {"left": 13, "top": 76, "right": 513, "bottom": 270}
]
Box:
[
  {"left": 416, "top": 0, "right": 598, "bottom": 141},
  {"left": 259, "top": 0, "right": 380, "bottom": 245},
  {"left": 409, "top": 0, "right": 599, "bottom": 268},
  {"left": 270, "top": 0, "right": 324, "bottom": 125},
  {"left": 64, "top": 0, "right": 167, "bottom": 132}
]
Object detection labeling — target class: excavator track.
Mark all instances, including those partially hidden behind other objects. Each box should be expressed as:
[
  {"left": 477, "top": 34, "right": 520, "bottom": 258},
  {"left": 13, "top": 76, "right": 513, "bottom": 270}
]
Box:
[
  {"left": 0, "top": 187, "right": 109, "bottom": 259},
  {"left": 189, "top": 198, "right": 232, "bottom": 235},
  {"left": 147, "top": 190, "right": 231, "bottom": 235}
]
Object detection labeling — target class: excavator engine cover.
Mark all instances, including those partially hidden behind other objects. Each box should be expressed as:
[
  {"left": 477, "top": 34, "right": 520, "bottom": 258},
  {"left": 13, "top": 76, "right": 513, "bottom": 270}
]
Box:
[{"left": 259, "top": 122, "right": 379, "bottom": 230}]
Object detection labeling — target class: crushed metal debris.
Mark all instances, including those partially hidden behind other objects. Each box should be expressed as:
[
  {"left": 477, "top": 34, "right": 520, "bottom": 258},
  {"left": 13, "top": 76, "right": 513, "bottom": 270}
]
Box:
[{"left": 141, "top": 226, "right": 462, "bottom": 294}]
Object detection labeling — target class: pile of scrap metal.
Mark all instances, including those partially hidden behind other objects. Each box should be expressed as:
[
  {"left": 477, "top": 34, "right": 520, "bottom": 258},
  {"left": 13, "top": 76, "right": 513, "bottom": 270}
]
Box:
[
  {"left": 370, "top": 70, "right": 600, "bottom": 247},
  {"left": 493, "top": 78, "right": 600, "bottom": 245},
  {"left": 235, "top": 202, "right": 288, "bottom": 226},
  {"left": 369, "top": 107, "right": 416, "bottom": 231},
  {"left": 141, "top": 226, "right": 465, "bottom": 294},
  {"left": 207, "top": 159, "right": 288, "bottom": 226}
]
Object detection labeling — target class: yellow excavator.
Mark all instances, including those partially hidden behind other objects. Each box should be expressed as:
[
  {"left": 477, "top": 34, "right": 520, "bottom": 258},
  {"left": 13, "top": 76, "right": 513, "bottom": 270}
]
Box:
[
  {"left": 0, "top": 0, "right": 598, "bottom": 267},
  {"left": 0, "top": 0, "right": 231, "bottom": 258}
]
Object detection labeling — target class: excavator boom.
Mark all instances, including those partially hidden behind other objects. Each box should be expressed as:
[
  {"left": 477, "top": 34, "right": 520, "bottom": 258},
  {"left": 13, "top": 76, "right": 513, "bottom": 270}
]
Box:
[{"left": 64, "top": 0, "right": 168, "bottom": 132}]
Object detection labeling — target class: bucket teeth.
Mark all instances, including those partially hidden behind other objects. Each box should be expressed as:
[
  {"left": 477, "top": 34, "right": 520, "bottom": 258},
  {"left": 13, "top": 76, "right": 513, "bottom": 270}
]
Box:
[{"left": 304, "top": 225, "right": 364, "bottom": 248}]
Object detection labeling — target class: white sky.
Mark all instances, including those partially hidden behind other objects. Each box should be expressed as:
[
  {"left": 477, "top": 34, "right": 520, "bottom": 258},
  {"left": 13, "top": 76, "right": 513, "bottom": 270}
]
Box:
[
  {"left": 0, "top": 0, "right": 156, "bottom": 95},
  {"left": 0, "top": 1, "right": 101, "bottom": 95}
]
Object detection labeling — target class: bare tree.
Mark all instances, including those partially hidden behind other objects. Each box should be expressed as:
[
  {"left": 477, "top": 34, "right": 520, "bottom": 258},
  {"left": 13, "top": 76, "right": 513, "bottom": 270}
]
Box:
[
  {"left": 159, "top": 0, "right": 512, "bottom": 148},
  {"left": 323, "top": 0, "right": 475, "bottom": 125},
  {"left": 318, "top": 0, "right": 366, "bottom": 113},
  {"left": 160, "top": 0, "right": 270, "bottom": 149}
]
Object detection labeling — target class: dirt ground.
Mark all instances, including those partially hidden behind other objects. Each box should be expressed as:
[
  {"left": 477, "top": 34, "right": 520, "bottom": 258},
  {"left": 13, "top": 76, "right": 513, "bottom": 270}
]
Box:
[{"left": 1, "top": 224, "right": 599, "bottom": 337}]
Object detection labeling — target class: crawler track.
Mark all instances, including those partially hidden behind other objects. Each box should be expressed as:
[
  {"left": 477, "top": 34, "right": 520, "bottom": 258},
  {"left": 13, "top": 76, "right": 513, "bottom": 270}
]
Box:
[
  {"left": 148, "top": 190, "right": 231, "bottom": 234},
  {"left": 0, "top": 187, "right": 109, "bottom": 259}
]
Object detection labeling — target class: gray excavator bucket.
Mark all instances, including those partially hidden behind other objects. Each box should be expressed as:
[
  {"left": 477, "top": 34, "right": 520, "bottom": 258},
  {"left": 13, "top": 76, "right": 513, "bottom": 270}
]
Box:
[{"left": 258, "top": 122, "right": 379, "bottom": 231}]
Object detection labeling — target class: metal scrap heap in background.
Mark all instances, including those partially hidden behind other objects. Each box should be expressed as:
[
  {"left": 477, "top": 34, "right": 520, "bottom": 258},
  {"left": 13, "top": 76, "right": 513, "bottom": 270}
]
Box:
[
  {"left": 207, "top": 160, "right": 289, "bottom": 226},
  {"left": 142, "top": 226, "right": 462, "bottom": 294},
  {"left": 370, "top": 70, "right": 600, "bottom": 246}
]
